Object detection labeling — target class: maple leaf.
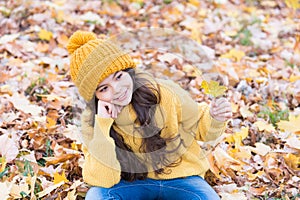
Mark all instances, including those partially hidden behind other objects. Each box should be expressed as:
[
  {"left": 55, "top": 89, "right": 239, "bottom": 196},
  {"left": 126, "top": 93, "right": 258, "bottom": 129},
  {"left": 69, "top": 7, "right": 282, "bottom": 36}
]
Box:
[
  {"left": 53, "top": 171, "right": 69, "bottom": 184},
  {"left": 277, "top": 115, "right": 300, "bottom": 134},
  {"left": 226, "top": 126, "right": 249, "bottom": 148},
  {"left": 285, "top": 0, "right": 300, "bottom": 9},
  {"left": 254, "top": 121, "right": 276, "bottom": 132},
  {"left": 38, "top": 29, "right": 53, "bottom": 41},
  {"left": 201, "top": 80, "right": 227, "bottom": 98},
  {"left": 220, "top": 49, "right": 245, "bottom": 62}
]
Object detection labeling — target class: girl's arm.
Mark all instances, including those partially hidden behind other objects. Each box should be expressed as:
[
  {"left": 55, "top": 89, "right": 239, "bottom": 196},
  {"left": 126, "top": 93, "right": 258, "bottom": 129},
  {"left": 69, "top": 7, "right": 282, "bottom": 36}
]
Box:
[
  {"left": 80, "top": 107, "right": 121, "bottom": 188},
  {"left": 161, "top": 80, "right": 228, "bottom": 142}
]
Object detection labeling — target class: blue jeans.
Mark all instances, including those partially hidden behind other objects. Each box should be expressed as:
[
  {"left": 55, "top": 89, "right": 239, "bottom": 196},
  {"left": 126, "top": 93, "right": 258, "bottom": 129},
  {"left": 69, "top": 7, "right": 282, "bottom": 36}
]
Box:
[{"left": 85, "top": 176, "right": 220, "bottom": 200}]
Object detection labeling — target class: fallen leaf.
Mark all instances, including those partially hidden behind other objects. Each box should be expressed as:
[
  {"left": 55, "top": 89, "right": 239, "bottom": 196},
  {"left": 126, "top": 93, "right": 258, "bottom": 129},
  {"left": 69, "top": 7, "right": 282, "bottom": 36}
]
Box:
[
  {"left": 38, "top": 29, "right": 53, "bottom": 41},
  {"left": 46, "top": 116, "right": 57, "bottom": 129},
  {"left": 45, "top": 154, "right": 81, "bottom": 166},
  {"left": 283, "top": 154, "right": 300, "bottom": 170},
  {"left": 220, "top": 49, "right": 245, "bottom": 62},
  {"left": 285, "top": 0, "right": 300, "bottom": 9},
  {"left": 254, "top": 120, "right": 276, "bottom": 132},
  {"left": 0, "top": 157, "right": 6, "bottom": 174},
  {"left": 249, "top": 142, "right": 272, "bottom": 156},
  {"left": 0, "top": 181, "right": 12, "bottom": 200},
  {"left": 277, "top": 115, "right": 300, "bottom": 134},
  {"left": 226, "top": 127, "right": 249, "bottom": 148},
  {"left": 247, "top": 170, "right": 265, "bottom": 181},
  {"left": 36, "top": 181, "right": 64, "bottom": 198},
  {"left": 64, "top": 189, "right": 77, "bottom": 200},
  {"left": 239, "top": 106, "right": 254, "bottom": 118},
  {"left": 157, "top": 53, "right": 183, "bottom": 64},
  {"left": 0, "top": 33, "right": 20, "bottom": 44},
  {"left": 213, "top": 146, "right": 242, "bottom": 171},
  {"left": 53, "top": 171, "right": 69, "bottom": 184},
  {"left": 10, "top": 182, "right": 30, "bottom": 198},
  {"left": 285, "top": 136, "right": 300, "bottom": 150},
  {"left": 220, "top": 191, "right": 247, "bottom": 200},
  {"left": 0, "top": 134, "right": 19, "bottom": 162}
]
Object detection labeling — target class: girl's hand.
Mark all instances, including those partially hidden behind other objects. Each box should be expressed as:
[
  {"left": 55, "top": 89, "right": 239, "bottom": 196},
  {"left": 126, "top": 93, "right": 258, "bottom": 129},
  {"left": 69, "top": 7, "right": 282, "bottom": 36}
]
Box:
[
  {"left": 210, "top": 97, "right": 232, "bottom": 122},
  {"left": 97, "top": 100, "right": 123, "bottom": 119}
]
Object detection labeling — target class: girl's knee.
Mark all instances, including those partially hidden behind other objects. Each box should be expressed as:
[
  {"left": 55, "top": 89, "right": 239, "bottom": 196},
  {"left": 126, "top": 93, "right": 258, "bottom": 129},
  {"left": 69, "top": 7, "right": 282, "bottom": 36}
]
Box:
[{"left": 85, "top": 186, "right": 114, "bottom": 200}]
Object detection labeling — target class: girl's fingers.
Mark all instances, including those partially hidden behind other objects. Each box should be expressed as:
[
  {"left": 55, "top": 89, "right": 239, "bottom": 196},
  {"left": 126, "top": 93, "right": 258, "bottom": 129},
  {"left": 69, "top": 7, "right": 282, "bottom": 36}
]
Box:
[
  {"left": 210, "top": 98, "right": 232, "bottom": 122},
  {"left": 213, "top": 105, "right": 232, "bottom": 114},
  {"left": 97, "top": 100, "right": 123, "bottom": 119}
]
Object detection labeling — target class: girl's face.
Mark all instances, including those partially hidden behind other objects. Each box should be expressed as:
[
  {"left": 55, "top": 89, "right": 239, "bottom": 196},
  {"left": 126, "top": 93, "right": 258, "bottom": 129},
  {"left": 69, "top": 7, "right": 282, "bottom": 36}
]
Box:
[{"left": 95, "top": 71, "right": 133, "bottom": 106}]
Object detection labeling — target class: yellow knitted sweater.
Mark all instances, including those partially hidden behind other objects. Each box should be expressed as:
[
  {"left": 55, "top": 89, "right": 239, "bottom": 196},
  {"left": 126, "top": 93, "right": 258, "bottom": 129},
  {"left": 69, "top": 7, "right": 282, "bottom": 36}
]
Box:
[{"left": 80, "top": 77, "right": 227, "bottom": 188}]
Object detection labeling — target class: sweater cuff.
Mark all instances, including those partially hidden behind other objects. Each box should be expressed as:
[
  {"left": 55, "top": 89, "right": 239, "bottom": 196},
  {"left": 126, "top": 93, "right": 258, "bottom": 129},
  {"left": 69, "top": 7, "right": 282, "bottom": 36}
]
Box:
[
  {"left": 95, "top": 115, "right": 114, "bottom": 138},
  {"left": 206, "top": 116, "right": 227, "bottom": 141}
]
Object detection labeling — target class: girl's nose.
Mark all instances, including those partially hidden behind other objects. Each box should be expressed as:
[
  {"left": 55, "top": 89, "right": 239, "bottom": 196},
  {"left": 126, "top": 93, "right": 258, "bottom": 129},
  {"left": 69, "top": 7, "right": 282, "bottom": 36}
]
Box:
[{"left": 111, "top": 81, "right": 121, "bottom": 95}]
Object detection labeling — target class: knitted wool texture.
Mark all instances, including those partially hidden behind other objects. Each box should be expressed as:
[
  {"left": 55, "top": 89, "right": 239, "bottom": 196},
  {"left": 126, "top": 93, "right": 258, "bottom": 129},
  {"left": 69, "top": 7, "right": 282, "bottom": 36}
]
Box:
[{"left": 67, "top": 31, "right": 136, "bottom": 101}]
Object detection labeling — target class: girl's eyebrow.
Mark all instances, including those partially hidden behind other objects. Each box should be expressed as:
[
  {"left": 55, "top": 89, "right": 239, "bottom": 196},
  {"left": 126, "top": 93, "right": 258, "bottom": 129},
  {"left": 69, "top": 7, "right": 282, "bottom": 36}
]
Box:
[{"left": 113, "top": 71, "right": 120, "bottom": 79}]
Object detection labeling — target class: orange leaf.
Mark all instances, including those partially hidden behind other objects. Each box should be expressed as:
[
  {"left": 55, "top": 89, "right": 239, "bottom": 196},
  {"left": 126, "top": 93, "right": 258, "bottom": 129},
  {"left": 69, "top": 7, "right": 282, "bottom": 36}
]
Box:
[{"left": 46, "top": 116, "right": 56, "bottom": 129}]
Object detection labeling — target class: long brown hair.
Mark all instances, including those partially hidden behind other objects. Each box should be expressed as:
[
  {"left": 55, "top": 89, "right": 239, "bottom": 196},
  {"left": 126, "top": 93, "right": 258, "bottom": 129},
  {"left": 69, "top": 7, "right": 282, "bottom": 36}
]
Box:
[{"left": 96, "top": 68, "right": 182, "bottom": 181}]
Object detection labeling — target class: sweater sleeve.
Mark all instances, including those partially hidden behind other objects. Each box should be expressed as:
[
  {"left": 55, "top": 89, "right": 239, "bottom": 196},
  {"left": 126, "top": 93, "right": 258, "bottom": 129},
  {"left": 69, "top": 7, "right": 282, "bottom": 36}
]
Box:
[
  {"left": 80, "top": 109, "right": 121, "bottom": 188},
  {"left": 164, "top": 81, "right": 227, "bottom": 142}
]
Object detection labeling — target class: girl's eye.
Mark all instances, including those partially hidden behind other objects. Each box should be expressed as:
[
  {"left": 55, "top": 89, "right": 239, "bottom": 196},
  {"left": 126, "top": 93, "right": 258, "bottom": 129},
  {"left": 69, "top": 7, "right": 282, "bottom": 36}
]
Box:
[
  {"left": 99, "top": 86, "right": 107, "bottom": 93},
  {"left": 116, "top": 73, "right": 122, "bottom": 80}
]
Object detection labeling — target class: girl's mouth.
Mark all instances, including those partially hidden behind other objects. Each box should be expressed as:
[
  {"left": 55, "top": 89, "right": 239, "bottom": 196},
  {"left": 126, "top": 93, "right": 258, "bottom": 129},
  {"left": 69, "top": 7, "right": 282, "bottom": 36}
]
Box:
[{"left": 116, "top": 89, "right": 127, "bottom": 101}]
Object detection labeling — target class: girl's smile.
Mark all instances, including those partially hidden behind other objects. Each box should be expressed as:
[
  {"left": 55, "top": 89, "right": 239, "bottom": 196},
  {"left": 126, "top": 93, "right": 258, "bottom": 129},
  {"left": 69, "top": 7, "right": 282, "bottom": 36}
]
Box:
[{"left": 95, "top": 71, "right": 133, "bottom": 106}]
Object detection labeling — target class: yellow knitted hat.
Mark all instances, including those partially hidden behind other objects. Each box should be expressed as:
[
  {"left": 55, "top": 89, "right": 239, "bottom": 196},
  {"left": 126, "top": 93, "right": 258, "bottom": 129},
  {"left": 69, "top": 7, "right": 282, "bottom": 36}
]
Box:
[{"left": 67, "top": 31, "right": 136, "bottom": 101}]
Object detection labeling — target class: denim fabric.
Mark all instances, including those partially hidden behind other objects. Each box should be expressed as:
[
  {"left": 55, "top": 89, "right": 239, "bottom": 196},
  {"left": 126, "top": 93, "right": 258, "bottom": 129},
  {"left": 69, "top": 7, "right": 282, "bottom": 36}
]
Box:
[{"left": 85, "top": 176, "right": 220, "bottom": 200}]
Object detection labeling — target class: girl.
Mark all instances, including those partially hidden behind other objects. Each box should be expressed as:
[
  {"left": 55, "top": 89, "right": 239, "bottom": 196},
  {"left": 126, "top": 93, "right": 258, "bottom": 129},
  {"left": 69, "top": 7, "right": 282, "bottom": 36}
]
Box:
[{"left": 67, "top": 31, "right": 232, "bottom": 200}]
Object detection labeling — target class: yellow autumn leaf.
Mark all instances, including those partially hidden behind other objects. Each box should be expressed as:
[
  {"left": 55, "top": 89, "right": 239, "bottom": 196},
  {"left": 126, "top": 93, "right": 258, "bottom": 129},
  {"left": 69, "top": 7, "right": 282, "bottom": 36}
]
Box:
[
  {"left": 239, "top": 106, "right": 254, "bottom": 118},
  {"left": 247, "top": 170, "right": 265, "bottom": 181},
  {"left": 254, "top": 121, "right": 276, "bottom": 132},
  {"left": 201, "top": 80, "right": 227, "bottom": 98},
  {"left": 226, "top": 126, "right": 249, "bottom": 148},
  {"left": 250, "top": 142, "right": 271, "bottom": 156},
  {"left": 277, "top": 115, "right": 300, "bottom": 134},
  {"left": 220, "top": 49, "right": 245, "bottom": 62},
  {"left": 284, "top": 153, "right": 300, "bottom": 170},
  {"left": 213, "top": 146, "right": 242, "bottom": 171},
  {"left": 188, "top": 0, "right": 200, "bottom": 7},
  {"left": 289, "top": 74, "right": 300, "bottom": 82},
  {"left": 53, "top": 171, "right": 69, "bottom": 184},
  {"left": 38, "top": 29, "right": 53, "bottom": 41},
  {"left": 0, "top": 157, "right": 6, "bottom": 173},
  {"left": 46, "top": 117, "right": 56, "bottom": 129},
  {"left": 285, "top": 0, "right": 300, "bottom": 9}
]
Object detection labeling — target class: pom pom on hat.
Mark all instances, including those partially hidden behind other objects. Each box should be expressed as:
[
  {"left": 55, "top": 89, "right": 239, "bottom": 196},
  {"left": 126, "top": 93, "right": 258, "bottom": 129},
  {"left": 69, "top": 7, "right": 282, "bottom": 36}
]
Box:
[
  {"left": 67, "top": 30, "right": 136, "bottom": 101},
  {"left": 67, "top": 31, "right": 97, "bottom": 55}
]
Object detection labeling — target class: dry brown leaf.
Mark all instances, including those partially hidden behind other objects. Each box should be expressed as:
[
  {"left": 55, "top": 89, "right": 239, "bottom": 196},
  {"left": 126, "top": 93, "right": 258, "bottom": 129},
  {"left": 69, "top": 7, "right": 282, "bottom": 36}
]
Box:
[{"left": 45, "top": 154, "right": 81, "bottom": 166}]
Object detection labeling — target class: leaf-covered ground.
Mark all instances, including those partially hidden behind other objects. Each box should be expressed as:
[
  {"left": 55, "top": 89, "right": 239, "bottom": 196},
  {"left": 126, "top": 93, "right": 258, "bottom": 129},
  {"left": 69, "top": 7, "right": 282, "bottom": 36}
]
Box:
[{"left": 0, "top": 0, "right": 299, "bottom": 199}]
